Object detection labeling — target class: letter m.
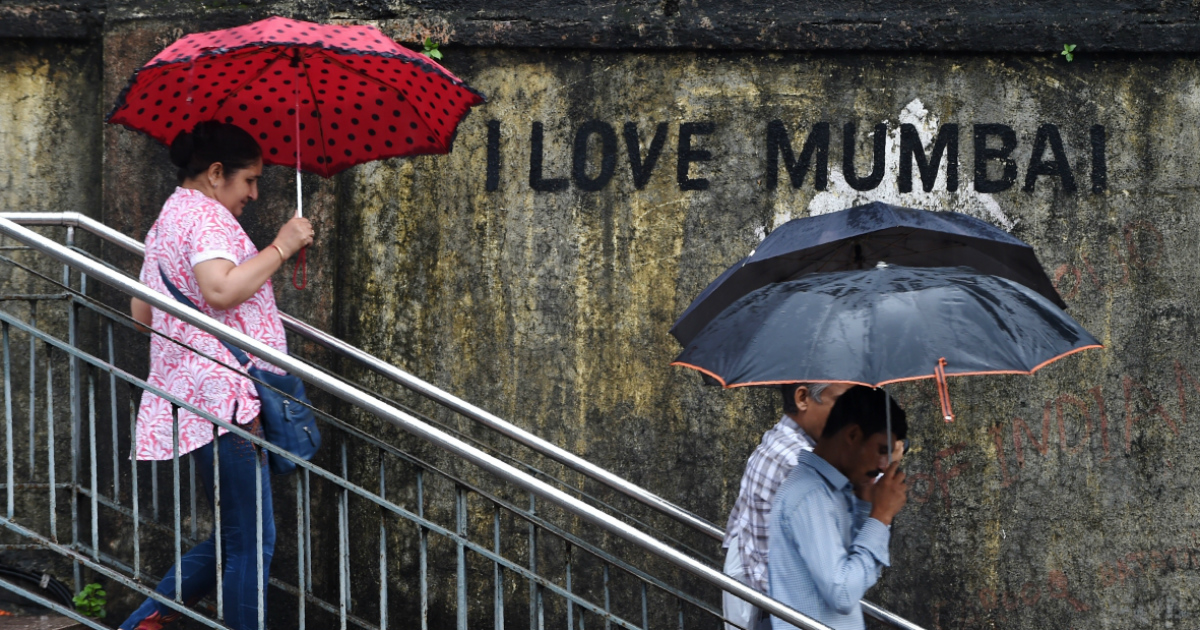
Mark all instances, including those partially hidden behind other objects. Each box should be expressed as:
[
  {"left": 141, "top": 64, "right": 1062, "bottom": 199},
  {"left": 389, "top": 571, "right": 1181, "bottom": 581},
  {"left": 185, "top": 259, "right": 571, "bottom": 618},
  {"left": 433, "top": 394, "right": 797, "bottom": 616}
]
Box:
[
  {"left": 900, "top": 123, "right": 959, "bottom": 192},
  {"left": 766, "top": 120, "right": 829, "bottom": 190}
]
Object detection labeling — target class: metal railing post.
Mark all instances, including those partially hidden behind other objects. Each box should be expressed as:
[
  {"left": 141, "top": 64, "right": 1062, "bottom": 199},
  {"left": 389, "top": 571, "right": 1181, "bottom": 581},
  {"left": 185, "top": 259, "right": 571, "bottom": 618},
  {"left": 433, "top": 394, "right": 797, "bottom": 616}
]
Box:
[
  {"left": 3, "top": 322, "right": 12, "bottom": 520},
  {"left": 294, "top": 470, "right": 304, "bottom": 630},
  {"left": 214, "top": 424, "right": 224, "bottom": 622},
  {"left": 28, "top": 302, "right": 36, "bottom": 483},
  {"left": 46, "top": 352, "right": 56, "bottom": 542},
  {"left": 565, "top": 542, "right": 573, "bottom": 630},
  {"left": 603, "top": 563, "right": 611, "bottom": 630},
  {"left": 255, "top": 440, "right": 265, "bottom": 630},
  {"left": 130, "top": 396, "right": 140, "bottom": 581},
  {"left": 378, "top": 453, "right": 388, "bottom": 630},
  {"left": 528, "top": 493, "right": 540, "bottom": 630},
  {"left": 189, "top": 456, "right": 197, "bottom": 541},
  {"left": 107, "top": 323, "right": 119, "bottom": 501},
  {"left": 338, "top": 441, "right": 349, "bottom": 630},
  {"left": 493, "top": 505, "right": 504, "bottom": 630},
  {"left": 87, "top": 373, "right": 99, "bottom": 561},
  {"left": 455, "top": 485, "right": 467, "bottom": 630},
  {"left": 417, "top": 469, "right": 428, "bottom": 630},
  {"left": 171, "top": 405, "right": 182, "bottom": 606}
]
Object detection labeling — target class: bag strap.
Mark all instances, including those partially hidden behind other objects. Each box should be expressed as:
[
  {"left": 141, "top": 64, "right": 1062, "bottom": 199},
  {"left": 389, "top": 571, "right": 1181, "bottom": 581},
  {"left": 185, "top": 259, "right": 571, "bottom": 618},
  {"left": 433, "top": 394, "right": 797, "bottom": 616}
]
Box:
[{"left": 158, "top": 267, "right": 252, "bottom": 368}]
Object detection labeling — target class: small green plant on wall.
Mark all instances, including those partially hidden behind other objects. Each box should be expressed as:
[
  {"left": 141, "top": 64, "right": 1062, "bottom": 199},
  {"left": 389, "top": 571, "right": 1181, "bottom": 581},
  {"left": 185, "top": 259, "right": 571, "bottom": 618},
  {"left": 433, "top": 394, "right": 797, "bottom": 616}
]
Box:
[
  {"left": 1061, "top": 44, "right": 1077, "bottom": 62},
  {"left": 73, "top": 583, "right": 106, "bottom": 619},
  {"left": 421, "top": 38, "right": 443, "bottom": 60}
]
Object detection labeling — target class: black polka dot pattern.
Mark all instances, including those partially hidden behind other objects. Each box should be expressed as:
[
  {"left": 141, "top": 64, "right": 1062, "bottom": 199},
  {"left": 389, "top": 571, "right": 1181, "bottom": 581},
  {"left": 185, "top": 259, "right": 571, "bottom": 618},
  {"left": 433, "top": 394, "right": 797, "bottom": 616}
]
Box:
[{"left": 106, "top": 15, "right": 486, "bottom": 177}]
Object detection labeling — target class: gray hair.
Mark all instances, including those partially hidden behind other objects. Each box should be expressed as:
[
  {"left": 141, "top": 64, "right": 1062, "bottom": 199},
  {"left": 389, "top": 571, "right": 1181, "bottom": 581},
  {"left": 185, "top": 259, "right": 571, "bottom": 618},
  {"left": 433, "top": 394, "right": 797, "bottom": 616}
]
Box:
[{"left": 781, "top": 382, "right": 830, "bottom": 413}]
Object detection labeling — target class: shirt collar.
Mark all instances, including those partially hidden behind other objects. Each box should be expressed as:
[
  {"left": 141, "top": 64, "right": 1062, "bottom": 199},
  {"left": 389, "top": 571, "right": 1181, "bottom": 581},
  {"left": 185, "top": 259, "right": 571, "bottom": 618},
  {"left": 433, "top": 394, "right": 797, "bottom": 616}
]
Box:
[
  {"left": 797, "top": 449, "right": 852, "bottom": 492},
  {"left": 778, "top": 415, "right": 816, "bottom": 449}
]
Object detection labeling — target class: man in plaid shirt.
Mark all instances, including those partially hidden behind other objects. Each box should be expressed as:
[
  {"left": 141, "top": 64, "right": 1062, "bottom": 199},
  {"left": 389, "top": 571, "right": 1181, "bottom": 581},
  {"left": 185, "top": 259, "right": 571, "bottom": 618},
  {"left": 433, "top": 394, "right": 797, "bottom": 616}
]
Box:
[{"left": 721, "top": 383, "right": 850, "bottom": 630}]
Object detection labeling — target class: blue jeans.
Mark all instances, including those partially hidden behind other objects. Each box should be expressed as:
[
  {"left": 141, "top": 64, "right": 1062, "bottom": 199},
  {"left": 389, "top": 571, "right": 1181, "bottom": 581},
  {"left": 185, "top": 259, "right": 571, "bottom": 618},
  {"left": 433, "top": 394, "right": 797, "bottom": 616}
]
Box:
[{"left": 120, "top": 431, "right": 275, "bottom": 630}]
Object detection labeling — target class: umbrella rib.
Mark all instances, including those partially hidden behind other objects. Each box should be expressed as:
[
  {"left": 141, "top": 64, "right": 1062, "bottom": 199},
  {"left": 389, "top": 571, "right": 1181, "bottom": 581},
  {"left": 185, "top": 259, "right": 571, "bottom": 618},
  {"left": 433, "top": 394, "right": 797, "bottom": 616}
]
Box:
[
  {"left": 313, "top": 49, "right": 445, "bottom": 151},
  {"left": 296, "top": 50, "right": 334, "bottom": 176},
  {"left": 210, "top": 47, "right": 292, "bottom": 115}
]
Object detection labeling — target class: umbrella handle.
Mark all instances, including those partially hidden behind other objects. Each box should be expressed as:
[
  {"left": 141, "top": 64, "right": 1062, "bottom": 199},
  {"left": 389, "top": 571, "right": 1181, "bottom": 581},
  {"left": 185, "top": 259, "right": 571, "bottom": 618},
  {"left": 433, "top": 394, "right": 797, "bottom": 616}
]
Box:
[
  {"left": 935, "top": 357, "right": 955, "bottom": 423},
  {"left": 884, "top": 386, "right": 892, "bottom": 465},
  {"left": 292, "top": 246, "right": 307, "bottom": 290}
]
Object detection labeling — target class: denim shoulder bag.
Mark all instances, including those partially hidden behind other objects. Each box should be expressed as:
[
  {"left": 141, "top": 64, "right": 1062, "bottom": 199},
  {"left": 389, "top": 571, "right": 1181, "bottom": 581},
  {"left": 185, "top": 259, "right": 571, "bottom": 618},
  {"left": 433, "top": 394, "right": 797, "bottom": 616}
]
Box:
[{"left": 158, "top": 268, "right": 321, "bottom": 475}]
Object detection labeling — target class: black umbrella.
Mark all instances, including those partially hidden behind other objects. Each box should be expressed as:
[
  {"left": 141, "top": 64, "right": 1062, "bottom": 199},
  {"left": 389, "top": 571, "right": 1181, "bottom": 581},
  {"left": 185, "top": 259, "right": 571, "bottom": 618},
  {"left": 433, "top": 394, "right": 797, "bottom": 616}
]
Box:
[
  {"left": 670, "top": 202, "right": 1066, "bottom": 346},
  {"left": 671, "top": 264, "right": 1101, "bottom": 421}
]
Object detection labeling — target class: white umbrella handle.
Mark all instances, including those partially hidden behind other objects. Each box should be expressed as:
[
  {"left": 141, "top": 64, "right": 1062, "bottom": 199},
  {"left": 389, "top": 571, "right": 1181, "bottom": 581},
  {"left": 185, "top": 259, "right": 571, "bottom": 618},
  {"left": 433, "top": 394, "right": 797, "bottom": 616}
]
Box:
[{"left": 294, "top": 55, "right": 303, "bottom": 219}]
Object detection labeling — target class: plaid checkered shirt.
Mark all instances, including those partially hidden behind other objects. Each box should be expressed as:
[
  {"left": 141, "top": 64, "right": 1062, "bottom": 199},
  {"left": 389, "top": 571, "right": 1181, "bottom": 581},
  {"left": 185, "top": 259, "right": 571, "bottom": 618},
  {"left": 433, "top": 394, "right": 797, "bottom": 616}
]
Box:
[{"left": 723, "top": 415, "right": 817, "bottom": 594}]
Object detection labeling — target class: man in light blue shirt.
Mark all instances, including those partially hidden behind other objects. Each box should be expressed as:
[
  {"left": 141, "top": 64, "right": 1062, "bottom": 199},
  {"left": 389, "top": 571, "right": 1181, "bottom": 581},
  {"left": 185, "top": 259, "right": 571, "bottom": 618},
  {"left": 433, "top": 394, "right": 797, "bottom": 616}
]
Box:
[{"left": 766, "top": 386, "right": 909, "bottom": 630}]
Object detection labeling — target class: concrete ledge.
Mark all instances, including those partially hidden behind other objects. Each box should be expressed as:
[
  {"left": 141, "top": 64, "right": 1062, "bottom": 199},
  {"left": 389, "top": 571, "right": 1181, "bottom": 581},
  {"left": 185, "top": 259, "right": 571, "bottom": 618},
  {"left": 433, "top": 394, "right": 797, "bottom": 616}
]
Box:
[
  {"left": 4, "top": 0, "right": 1200, "bottom": 52},
  {"left": 0, "top": 1, "right": 105, "bottom": 39}
]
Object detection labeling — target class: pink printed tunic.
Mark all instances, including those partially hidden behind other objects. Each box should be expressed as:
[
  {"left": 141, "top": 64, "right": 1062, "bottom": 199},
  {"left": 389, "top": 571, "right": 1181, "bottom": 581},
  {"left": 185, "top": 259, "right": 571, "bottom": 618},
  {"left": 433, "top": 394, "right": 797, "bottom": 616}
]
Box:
[{"left": 135, "top": 187, "right": 289, "bottom": 461}]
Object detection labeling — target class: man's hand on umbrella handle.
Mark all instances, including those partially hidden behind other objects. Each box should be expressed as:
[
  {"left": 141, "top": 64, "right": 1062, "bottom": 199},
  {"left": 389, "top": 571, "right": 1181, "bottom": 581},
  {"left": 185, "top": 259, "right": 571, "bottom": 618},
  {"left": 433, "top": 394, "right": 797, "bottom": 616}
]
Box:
[
  {"left": 273, "top": 217, "right": 314, "bottom": 259},
  {"left": 869, "top": 461, "right": 908, "bottom": 526}
]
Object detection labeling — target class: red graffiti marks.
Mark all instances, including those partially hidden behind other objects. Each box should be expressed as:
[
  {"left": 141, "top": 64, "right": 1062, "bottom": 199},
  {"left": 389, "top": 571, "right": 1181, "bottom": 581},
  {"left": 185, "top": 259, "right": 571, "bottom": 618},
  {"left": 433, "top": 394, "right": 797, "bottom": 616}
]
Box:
[
  {"left": 932, "top": 546, "right": 1199, "bottom": 630},
  {"left": 1097, "top": 545, "right": 1200, "bottom": 588},
  {"left": 974, "top": 571, "right": 1089, "bottom": 621},
  {"left": 1046, "top": 571, "right": 1089, "bottom": 611},
  {"left": 908, "top": 442, "right": 968, "bottom": 508},
  {"left": 1011, "top": 402, "right": 1053, "bottom": 465},
  {"left": 990, "top": 390, "right": 1109, "bottom": 487},
  {"left": 1176, "top": 360, "right": 1200, "bottom": 425},
  {"left": 1051, "top": 220, "right": 1164, "bottom": 301},
  {"left": 989, "top": 361, "right": 1200, "bottom": 485}
]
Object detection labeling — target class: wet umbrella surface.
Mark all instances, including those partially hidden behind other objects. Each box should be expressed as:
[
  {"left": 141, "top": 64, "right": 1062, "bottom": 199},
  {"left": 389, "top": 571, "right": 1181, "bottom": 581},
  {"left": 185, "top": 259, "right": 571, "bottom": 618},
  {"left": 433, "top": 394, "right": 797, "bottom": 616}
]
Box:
[
  {"left": 672, "top": 264, "right": 1101, "bottom": 389},
  {"left": 107, "top": 16, "right": 485, "bottom": 177},
  {"left": 670, "top": 202, "right": 1066, "bottom": 346}
]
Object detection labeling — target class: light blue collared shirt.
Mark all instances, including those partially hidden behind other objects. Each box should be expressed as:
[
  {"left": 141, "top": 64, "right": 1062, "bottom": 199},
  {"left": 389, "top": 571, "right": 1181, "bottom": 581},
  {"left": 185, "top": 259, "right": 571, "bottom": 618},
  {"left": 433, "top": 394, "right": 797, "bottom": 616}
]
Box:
[{"left": 766, "top": 450, "right": 891, "bottom": 630}]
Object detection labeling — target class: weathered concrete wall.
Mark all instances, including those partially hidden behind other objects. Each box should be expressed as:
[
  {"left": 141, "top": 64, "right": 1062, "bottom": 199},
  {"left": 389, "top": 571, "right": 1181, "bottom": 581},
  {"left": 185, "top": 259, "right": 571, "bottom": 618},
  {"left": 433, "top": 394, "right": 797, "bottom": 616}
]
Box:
[
  {"left": 0, "top": 39, "right": 101, "bottom": 222},
  {"left": 4, "top": 4, "right": 1200, "bottom": 628},
  {"left": 334, "top": 50, "right": 1200, "bottom": 629},
  {"left": 0, "top": 37, "right": 105, "bottom": 589},
  {"left": 11, "top": 0, "right": 1200, "bottom": 52}
]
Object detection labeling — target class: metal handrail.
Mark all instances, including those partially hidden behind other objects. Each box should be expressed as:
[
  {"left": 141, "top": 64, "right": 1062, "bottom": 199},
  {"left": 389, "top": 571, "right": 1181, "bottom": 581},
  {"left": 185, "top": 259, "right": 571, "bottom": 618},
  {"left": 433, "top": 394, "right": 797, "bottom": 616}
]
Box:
[
  {"left": 0, "top": 216, "right": 836, "bottom": 630},
  {"left": 1, "top": 212, "right": 723, "bottom": 539},
  {"left": 0, "top": 212, "right": 925, "bottom": 630}
]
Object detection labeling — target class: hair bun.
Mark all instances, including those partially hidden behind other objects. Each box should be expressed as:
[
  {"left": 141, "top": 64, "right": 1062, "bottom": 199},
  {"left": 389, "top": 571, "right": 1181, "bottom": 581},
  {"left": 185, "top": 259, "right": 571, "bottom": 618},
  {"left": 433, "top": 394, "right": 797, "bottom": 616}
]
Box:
[
  {"left": 168, "top": 130, "right": 195, "bottom": 169},
  {"left": 168, "top": 121, "right": 261, "bottom": 184}
]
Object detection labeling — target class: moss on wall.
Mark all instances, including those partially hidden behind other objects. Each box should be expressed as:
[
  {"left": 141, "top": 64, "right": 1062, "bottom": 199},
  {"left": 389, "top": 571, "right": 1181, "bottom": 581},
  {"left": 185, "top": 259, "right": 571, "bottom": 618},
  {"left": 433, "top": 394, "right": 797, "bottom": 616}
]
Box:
[
  {"left": 6, "top": 19, "right": 1200, "bottom": 627},
  {"left": 334, "top": 50, "right": 1200, "bottom": 628}
]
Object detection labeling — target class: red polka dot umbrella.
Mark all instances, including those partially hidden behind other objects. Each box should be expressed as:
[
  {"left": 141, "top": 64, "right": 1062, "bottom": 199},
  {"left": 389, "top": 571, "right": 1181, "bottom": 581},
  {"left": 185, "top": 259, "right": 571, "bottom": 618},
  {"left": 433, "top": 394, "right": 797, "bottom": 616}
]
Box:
[
  {"left": 107, "top": 16, "right": 485, "bottom": 178},
  {"left": 107, "top": 16, "right": 485, "bottom": 287}
]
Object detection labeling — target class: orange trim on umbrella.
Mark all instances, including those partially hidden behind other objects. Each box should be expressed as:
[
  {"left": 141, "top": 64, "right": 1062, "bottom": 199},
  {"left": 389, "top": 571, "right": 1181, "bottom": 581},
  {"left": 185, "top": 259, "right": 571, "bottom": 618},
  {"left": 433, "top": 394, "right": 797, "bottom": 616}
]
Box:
[
  {"left": 668, "top": 361, "right": 729, "bottom": 387},
  {"left": 668, "top": 362, "right": 874, "bottom": 388},
  {"left": 1027, "top": 344, "right": 1102, "bottom": 373},
  {"left": 671, "top": 344, "right": 1104, "bottom": 390}
]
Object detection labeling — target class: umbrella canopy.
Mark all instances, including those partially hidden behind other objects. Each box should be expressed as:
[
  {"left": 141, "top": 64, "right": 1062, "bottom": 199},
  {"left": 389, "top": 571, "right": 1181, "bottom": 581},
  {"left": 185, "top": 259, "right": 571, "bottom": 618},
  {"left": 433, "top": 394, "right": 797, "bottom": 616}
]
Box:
[
  {"left": 670, "top": 202, "right": 1065, "bottom": 346},
  {"left": 107, "top": 16, "right": 485, "bottom": 177},
  {"left": 671, "top": 264, "right": 1100, "bottom": 392}
]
